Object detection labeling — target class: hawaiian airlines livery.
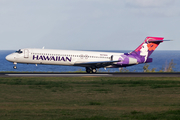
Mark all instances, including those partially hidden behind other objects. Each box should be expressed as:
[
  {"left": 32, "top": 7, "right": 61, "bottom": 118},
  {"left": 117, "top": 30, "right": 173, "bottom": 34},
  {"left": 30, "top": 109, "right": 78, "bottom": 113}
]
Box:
[{"left": 6, "top": 37, "right": 168, "bottom": 73}]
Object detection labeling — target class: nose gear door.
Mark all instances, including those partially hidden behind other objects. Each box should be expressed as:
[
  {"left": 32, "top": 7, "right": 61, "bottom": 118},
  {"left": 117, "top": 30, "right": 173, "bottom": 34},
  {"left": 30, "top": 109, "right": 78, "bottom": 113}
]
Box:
[{"left": 24, "top": 49, "right": 29, "bottom": 58}]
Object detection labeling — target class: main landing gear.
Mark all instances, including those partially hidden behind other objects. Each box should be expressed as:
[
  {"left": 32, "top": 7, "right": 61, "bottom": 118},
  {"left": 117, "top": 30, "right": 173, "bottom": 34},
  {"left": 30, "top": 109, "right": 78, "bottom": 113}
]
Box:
[{"left": 86, "top": 67, "right": 97, "bottom": 73}]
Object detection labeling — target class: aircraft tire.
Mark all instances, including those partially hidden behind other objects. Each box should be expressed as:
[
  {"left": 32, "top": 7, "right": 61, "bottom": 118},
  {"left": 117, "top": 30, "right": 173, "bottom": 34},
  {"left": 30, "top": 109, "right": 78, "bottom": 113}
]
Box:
[
  {"left": 92, "top": 68, "right": 97, "bottom": 73},
  {"left": 86, "top": 67, "right": 91, "bottom": 73}
]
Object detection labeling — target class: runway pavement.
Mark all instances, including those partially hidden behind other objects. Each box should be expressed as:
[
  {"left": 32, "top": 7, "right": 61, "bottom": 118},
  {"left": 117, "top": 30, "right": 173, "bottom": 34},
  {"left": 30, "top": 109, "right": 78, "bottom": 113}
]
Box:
[{"left": 1, "top": 72, "right": 180, "bottom": 77}]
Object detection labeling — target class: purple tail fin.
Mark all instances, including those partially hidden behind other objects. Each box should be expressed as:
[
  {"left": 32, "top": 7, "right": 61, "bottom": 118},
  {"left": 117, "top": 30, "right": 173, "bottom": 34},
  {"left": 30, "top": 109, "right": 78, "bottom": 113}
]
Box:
[{"left": 130, "top": 37, "right": 164, "bottom": 63}]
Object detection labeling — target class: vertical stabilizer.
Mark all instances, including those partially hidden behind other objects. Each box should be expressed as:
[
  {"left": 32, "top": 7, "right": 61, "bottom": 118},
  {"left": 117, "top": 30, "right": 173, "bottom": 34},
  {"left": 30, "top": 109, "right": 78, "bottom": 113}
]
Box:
[{"left": 130, "top": 37, "right": 164, "bottom": 63}]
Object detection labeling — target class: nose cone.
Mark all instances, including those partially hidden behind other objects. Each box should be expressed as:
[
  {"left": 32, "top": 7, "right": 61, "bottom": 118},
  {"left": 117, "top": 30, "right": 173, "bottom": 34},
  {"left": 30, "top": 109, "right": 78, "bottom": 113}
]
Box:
[{"left": 6, "top": 54, "right": 15, "bottom": 62}]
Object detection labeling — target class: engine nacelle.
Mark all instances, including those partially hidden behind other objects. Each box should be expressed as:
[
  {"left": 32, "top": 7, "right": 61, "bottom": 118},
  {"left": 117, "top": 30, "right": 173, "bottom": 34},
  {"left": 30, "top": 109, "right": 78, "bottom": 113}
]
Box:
[
  {"left": 128, "top": 57, "right": 138, "bottom": 64},
  {"left": 111, "top": 55, "right": 138, "bottom": 65}
]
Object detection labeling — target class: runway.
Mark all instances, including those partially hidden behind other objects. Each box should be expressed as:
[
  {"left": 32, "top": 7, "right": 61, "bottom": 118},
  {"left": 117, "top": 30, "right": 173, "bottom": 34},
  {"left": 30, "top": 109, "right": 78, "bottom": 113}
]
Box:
[{"left": 1, "top": 72, "right": 180, "bottom": 77}]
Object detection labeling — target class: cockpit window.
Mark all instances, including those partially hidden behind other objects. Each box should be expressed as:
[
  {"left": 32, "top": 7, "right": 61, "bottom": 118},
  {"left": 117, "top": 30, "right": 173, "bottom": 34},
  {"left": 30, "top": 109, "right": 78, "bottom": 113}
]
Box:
[{"left": 15, "top": 49, "right": 23, "bottom": 53}]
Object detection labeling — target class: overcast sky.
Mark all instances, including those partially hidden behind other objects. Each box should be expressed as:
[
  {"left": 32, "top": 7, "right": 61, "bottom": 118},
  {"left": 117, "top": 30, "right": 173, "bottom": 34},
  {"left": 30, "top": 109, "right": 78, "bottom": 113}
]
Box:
[{"left": 0, "top": 0, "right": 180, "bottom": 50}]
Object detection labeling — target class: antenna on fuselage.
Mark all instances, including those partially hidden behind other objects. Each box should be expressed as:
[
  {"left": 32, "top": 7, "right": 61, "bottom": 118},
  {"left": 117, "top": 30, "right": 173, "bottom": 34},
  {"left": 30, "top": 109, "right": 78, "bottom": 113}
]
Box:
[{"left": 42, "top": 46, "right": 45, "bottom": 49}]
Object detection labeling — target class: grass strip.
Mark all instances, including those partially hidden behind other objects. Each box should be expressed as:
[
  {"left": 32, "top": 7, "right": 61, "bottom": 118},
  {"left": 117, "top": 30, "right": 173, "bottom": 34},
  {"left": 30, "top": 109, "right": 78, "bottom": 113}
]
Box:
[{"left": 0, "top": 77, "right": 180, "bottom": 120}]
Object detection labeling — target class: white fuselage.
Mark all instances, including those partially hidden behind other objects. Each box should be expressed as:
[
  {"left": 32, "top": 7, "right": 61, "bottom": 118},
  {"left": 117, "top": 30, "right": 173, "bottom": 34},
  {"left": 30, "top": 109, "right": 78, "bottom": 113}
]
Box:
[{"left": 6, "top": 48, "right": 124, "bottom": 68}]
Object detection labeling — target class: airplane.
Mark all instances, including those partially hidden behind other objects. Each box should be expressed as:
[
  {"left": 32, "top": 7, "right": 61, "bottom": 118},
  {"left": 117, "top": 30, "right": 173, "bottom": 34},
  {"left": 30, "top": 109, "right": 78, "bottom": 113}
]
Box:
[{"left": 6, "top": 37, "right": 168, "bottom": 73}]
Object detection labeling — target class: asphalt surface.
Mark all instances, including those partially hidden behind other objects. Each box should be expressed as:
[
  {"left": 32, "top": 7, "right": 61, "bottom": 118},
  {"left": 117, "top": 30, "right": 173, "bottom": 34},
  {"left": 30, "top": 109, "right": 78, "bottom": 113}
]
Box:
[{"left": 1, "top": 72, "right": 180, "bottom": 77}]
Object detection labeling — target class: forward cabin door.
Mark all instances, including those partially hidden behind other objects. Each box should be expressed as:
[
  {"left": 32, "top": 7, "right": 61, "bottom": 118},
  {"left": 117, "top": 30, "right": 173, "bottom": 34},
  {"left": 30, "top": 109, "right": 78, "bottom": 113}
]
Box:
[{"left": 24, "top": 49, "right": 29, "bottom": 58}]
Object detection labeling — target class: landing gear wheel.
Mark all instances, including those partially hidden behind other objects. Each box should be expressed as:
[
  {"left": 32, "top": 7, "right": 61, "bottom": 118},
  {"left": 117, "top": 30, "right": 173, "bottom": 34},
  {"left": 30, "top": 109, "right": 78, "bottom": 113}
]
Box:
[
  {"left": 86, "top": 67, "right": 91, "bottom": 73},
  {"left": 13, "top": 66, "right": 17, "bottom": 69},
  {"left": 92, "top": 68, "right": 97, "bottom": 73},
  {"left": 86, "top": 67, "right": 97, "bottom": 73}
]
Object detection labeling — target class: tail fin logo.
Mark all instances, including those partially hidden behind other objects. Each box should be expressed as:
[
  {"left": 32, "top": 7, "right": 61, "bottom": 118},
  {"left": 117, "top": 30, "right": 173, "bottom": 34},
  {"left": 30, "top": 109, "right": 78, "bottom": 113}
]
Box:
[
  {"left": 132, "top": 37, "right": 164, "bottom": 63},
  {"left": 139, "top": 41, "right": 160, "bottom": 61},
  {"left": 135, "top": 37, "right": 164, "bottom": 52},
  {"left": 139, "top": 42, "right": 158, "bottom": 54},
  {"left": 147, "top": 43, "right": 158, "bottom": 51},
  {"left": 140, "top": 43, "right": 148, "bottom": 62}
]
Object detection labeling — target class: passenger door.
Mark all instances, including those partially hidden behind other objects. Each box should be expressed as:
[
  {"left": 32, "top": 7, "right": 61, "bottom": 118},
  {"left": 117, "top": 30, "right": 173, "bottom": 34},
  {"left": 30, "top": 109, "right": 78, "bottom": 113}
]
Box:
[{"left": 24, "top": 49, "right": 29, "bottom": 58}]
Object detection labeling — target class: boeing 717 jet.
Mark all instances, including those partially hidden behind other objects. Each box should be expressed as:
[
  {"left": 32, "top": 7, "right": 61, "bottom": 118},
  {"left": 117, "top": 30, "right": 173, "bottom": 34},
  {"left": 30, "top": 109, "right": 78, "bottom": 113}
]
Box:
[{"left": 6, "top": 37, "right": 167, "bottom": 73}]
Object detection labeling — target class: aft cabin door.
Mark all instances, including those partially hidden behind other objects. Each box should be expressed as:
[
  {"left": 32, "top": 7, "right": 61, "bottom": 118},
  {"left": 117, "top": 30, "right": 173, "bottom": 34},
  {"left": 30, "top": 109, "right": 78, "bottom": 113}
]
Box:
[{"left": 24, "top": 49, "right": 29, "bottom": 58}]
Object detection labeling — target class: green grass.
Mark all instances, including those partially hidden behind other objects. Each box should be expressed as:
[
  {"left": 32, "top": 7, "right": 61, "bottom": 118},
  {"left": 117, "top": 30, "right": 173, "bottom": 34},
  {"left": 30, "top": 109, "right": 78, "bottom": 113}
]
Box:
[
  {"left": 1, "top": 77, "right": 180, "bottom": 88},
  {"left": 0, "top": 77, "right": 180, "bottom": 119}
]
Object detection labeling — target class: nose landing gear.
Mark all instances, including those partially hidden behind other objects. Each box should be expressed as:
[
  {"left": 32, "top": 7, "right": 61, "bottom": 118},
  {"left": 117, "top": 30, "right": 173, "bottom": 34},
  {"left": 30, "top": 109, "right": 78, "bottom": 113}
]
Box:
[
  {"left": 13, "top": 66, "right": 17, "bottom": 69},
  {"left": 13, "top": 62, "right": 17, "bottom": 69}
]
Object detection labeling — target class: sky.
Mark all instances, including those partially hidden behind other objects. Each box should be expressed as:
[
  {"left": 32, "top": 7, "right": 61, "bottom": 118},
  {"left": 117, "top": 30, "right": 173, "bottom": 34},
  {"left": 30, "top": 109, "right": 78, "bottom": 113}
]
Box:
[{"left": 0, "top": 0, "right": 180, "bottom": 51}]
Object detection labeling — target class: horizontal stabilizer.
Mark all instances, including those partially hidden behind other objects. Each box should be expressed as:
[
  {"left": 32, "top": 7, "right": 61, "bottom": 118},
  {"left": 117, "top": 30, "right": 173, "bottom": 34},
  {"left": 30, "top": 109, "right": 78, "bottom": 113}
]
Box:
[{"left": 147, "top": 39, "right": 172, "bottom": 43}]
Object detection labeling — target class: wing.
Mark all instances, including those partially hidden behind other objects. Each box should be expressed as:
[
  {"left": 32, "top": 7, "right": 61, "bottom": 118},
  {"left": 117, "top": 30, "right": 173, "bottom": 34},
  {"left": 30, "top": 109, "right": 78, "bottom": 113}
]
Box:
[{"left": 74, "top": 60, "right": 121, "bottom": 68}]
